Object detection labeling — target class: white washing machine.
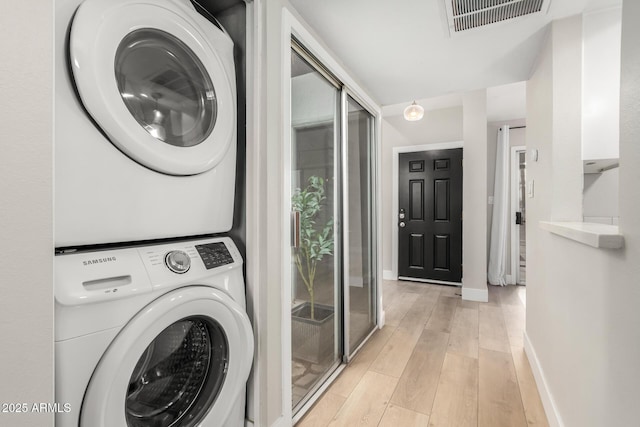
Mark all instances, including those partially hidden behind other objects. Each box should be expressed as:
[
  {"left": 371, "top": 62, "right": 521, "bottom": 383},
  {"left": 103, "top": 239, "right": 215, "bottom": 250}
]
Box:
[
  {"left": 55, "top": 237, "right": 253, "bottom": 427},
  {"left": 55, "top": 0, "right": 238, "bottom": 247}
]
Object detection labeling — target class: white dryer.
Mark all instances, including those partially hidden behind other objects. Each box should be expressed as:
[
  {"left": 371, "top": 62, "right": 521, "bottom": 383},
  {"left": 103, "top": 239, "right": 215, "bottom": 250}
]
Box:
[
  {"left": 55, "top": 237, "right": 253, "bottom": 427},
  {"left": 55, "top": 0, "right": 237, "bottom": 247}
]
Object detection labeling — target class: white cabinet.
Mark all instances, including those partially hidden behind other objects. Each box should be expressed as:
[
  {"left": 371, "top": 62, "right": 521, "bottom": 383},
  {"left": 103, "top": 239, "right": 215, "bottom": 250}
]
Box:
[{"left": 581, "top": 7, "right": 622, "bottom": 162}]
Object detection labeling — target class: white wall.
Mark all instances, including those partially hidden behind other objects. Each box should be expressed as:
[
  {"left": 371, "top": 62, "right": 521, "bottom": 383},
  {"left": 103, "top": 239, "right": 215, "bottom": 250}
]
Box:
[
  {"left": 0, "top": 1, "right": 54, "bottom": 426},
  {"left": 551, "top": 15, "right": 584, "bottom": 222},
  {"left": 614, "top": 0, "right": 640, "bottom": 418},
  {"left": 461, "top": 91, "right": 488, "bottom": 301},
  {"left": 525, "top": 4, "right": 640, "bottom": 425},
  {"left": 583, "top": 167, "right": 619, "bottom": 224},
  {"left": 381, "top": 107, "right": 463, "bottom": 273}
]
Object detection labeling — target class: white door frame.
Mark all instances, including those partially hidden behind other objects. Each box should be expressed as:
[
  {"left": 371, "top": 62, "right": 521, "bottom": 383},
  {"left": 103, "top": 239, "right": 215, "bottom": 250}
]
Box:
[
  {"left": 510, "top": 145, "right": 526, "bottom": 285},
  {"left": 391, "top": 141, "right": 464, "bottom": 280}
]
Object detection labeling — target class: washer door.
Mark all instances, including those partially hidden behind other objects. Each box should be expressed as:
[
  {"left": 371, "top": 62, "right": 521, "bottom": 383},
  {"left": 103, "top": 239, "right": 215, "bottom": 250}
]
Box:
[
  {"left": 70, "top": 0, "right": 235, "bottom": 176},
  {"left": 81, "top": 287, "right": 253, "bottom": 427}
]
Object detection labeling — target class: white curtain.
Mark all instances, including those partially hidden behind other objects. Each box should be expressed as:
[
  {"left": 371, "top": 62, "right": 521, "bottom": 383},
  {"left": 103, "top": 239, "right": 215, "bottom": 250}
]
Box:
[{"left": 488, "top": 125, "right": 510, "bottom": 286}]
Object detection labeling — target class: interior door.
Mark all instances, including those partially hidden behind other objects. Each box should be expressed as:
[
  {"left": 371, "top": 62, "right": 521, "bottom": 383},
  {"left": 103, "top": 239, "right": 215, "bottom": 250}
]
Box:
[{"left": 398, "top": 149, "right": 463, "bottom": 283}]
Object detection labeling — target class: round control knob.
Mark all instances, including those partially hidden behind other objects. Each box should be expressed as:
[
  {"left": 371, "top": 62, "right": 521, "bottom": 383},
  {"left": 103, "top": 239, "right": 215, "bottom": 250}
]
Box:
[{"left": 165, "top": 250, "right": 191, "bottom": 274}]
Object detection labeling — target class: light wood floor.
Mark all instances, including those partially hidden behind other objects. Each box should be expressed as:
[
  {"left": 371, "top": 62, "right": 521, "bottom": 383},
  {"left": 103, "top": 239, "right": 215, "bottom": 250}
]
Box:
[{"left": 296, "top": 280, "right": 548, "bottom": 427}]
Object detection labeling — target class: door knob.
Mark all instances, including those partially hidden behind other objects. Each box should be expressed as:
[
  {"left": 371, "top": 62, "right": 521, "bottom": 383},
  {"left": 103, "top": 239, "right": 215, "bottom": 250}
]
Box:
[{"left": 399, "top": 222, "right": 406, "bottom": 228}]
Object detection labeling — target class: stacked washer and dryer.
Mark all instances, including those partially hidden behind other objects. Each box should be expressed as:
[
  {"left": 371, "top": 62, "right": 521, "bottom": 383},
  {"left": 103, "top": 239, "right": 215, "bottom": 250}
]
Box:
[{"left": 54, "top": 0, "right": 253, "bottom": 426}]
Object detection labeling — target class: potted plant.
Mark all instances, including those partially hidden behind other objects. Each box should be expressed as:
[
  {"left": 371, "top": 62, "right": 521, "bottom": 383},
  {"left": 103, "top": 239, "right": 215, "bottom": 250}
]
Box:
[{"left": 291, "top": 176, "right": 335, "bottom": 363}]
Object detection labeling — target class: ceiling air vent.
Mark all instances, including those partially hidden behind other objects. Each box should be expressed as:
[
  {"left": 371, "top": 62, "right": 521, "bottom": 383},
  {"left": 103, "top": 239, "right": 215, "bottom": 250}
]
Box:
[{"left": 443, "top": 0, "right": 551, "bottom": 35}]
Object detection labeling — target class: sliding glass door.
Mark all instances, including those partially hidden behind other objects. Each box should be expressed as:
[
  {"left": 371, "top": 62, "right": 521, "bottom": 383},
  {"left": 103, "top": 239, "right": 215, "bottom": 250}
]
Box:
[
  {"left": 290, "top": 42, "right": 377, "bottom": 414},
  {"left": 344, "top": 96, "right": 376, "bottom": 356},
  {"left": 290, "top": 47, "right": 341, "bottom": 411}
]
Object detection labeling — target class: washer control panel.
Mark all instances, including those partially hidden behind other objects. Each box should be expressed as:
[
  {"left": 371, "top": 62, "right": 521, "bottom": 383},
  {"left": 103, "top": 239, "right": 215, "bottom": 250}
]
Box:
[
  {"left": 195, "top": 242, "right": 234, "bottom": 270},
  {"left": 165, "top": 250, "right": 191, "bottom": 274}
]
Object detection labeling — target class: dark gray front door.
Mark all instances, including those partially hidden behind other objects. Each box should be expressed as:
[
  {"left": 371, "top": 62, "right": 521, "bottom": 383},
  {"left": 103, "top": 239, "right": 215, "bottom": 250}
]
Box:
[{"left": 398, "top": 149, "right": 463, "bottom": 283}]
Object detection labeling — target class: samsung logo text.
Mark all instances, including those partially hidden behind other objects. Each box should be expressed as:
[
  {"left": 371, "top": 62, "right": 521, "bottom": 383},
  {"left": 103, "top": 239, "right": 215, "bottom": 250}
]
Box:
[{"left": 83, "top": 257, "right": 117, "bottom": 266}]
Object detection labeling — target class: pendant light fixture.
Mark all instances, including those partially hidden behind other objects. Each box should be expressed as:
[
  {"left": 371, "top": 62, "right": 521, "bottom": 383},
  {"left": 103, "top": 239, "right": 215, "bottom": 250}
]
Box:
[{"left": 403, "top": 101, "right": 424, "bottom": 121}]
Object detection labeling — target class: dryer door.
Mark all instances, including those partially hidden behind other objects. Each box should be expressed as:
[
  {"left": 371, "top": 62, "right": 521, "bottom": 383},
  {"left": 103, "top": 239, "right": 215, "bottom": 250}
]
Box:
[
  {"left": 69, "top": 0, "right": 235, "bottom": 176},
  {"left": 81, "top": 287, "right": 253, "bottom": 427}
]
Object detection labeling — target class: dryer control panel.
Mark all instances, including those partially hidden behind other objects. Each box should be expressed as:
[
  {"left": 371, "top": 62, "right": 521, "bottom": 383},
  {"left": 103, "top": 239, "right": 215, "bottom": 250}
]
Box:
[{"left": 195, "top": 242, "right": 234, "bottom": 270}]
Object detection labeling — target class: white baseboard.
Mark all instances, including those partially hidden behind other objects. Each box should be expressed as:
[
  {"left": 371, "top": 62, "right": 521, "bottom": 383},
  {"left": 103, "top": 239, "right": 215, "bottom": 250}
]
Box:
[
  {"left": 379, "top": 309, "right": 386, "bottom": 328},
  {"left": 383, "top": 269, "right": 395, "bottom": 280},
  {"left": 461, "top": 286, "right": 488, "bottom": 302},
  {"left": 524, "top": 332, "right": 564, "bottom": 427}
]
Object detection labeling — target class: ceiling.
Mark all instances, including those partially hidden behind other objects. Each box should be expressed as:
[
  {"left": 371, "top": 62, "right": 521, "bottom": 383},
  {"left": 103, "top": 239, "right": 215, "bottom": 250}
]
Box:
[{"left": 288, "top": 0, "right": 622, "bottom": 110}]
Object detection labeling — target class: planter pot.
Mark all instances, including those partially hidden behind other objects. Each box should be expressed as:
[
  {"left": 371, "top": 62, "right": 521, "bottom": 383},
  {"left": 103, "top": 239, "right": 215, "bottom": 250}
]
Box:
[{"left": 291, "top": 302, "right": 334, "bottom": 364}]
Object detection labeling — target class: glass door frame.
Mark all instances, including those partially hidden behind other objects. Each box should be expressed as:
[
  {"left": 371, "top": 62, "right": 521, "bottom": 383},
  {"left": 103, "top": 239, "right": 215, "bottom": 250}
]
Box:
[
  {"left": 287, "top": 36, "right": 380, "bottom": 420},
  {"left": 290, "top": 40, "right": 343, "bottom": 415},
  {"left": 341, "top": 89, "right": 379, "bottom": 362}
]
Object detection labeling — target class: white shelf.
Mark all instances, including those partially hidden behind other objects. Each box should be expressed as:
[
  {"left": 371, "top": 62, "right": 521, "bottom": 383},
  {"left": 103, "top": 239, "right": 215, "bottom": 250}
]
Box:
[
  {"left": 539, "top": 221, "right": 624, "bottom": 249},
  {"left": 583, "top": 158, "right": 619, "bottom": 174}
]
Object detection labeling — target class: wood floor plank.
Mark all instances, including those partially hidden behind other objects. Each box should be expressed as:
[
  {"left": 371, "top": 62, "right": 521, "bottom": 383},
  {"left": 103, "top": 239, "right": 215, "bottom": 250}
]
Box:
[
  {"left": 501, "top": 303, "right": 526, "bottom": 349},
  {"left": 369, "top": 325, "right": 421, "bottom": 378},
  {"left": 478, "top": 348, "right": 527, "bottom": 427},
  {"left": 384, "top": 292, "right": 421, "bottom": 326},
  {"left": 511, "top": 347, "right": 550, "bottom": 427},
  {"left": 297, "top": 392, "right": 346, "bottom": 427},
  {"left": 369, "top": 293, "right": 438, "bottom": 378},
  {"left": 479, "top": 304, "right": 511, "bottom": 353},
  {"left": 378, "top": 404, "right": 430, "bottom": 427},
  {"left": 425, "top": 296, "right": 458, "bottom": 333},
  {"left": 390, "top": 329, "right": 449, "bottom": 414},
  {"left": 304, "top": 285, "right": 550, "bottom": 427},
  {"left": 330, "top": 327, "right": 395, "bottom": 398},
  {"left": 400, "top": 292, "right": 439, "bottom": 337},
  {"left": 498, "top": 285, "right": 525, "bottom": 307},
  {"left": 458, "top": 299, "right": 480, "bottom": 310},
  {"left": 327, "top": 371, "right": 398, "bottom": 427},
  {"left": 398, "top": 281, "right": 437, "bottom": 294},
  {"left": 352, "top": 326, "right": 396, "bottom": 365},
  {"left": 437, "top": 285, "right": 460, "bottom": 298},
  {"left": 428, "top": 353, "right": 478, "bottom": 427},
  {"left": 382, "top": 281, "right": 402, "bottom": 308},
  {"left": 486, "top": 285, "right": 502, "bottom": 307},
  {"left": 447, "top": 306, "right": 479, "bottom": 359}
]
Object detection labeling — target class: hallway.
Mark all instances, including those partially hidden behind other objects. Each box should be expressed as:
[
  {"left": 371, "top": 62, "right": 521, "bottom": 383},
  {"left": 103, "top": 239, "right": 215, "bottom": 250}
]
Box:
[{"left": 298, "top": 281, "right": 548, "bottom": 427}]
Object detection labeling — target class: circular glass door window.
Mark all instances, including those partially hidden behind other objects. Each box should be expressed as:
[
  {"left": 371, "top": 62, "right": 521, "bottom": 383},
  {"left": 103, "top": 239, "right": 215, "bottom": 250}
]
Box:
[
  {"left": 125, "top": 317, "right": 228, "bottom": 427},
  {"left": 114, "top": 28, "right": 217, "bottom": 148}
]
